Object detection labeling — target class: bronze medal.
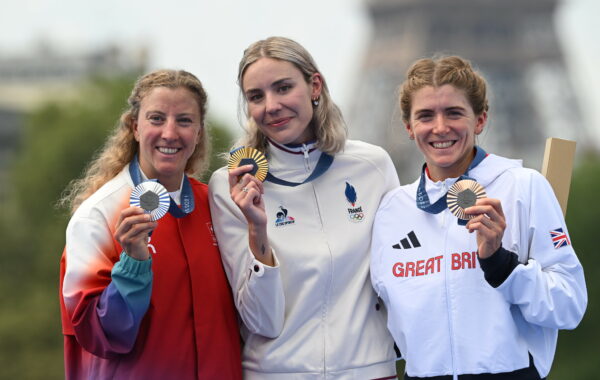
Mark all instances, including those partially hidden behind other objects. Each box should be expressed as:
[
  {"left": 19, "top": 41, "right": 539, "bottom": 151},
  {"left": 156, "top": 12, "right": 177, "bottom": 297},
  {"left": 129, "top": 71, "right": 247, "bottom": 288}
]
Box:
[{"left": 447, "top": 179, "right": 486, "bottom": 220}]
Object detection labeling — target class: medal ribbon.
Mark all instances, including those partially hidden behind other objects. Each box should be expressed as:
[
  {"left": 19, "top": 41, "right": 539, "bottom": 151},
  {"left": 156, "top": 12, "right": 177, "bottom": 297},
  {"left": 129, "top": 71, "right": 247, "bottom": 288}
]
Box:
[
  {"left": 129, "top": 155, "right": 194, "bottom": 218},
  {"left": 265, "top": 152, "right": 334, "bottom": 187},
  {"left": 416, "top": 146, "right": 487, "bottom": 224}
]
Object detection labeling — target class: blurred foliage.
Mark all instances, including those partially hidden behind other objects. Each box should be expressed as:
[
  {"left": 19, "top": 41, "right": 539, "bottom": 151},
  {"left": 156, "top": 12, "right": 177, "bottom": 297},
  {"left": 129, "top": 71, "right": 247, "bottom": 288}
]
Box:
[
  {"left": 0, "top": 75, "right": 234, "bottom": 379},
  {"left": 549, "top": 152, "right": 600, "bottom": 379}
]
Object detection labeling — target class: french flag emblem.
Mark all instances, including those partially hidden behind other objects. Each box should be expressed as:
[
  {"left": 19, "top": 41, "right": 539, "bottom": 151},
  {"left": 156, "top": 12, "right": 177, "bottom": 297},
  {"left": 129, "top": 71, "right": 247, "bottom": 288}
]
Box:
[{"left": 550, "top": 227, "right": 571, "bottom": 249}]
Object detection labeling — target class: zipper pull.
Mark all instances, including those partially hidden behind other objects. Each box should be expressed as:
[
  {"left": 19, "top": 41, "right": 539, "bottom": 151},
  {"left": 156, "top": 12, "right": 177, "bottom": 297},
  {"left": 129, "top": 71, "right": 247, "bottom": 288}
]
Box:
[{"left": 301, "top": 144, "right": 310, "bottom": 172}]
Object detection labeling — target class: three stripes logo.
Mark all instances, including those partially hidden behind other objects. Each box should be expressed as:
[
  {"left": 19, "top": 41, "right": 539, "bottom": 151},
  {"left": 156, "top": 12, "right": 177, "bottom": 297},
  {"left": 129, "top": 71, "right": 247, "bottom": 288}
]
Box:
[{"left": 392, "top": 231, "right": 421, "bottom": 250}]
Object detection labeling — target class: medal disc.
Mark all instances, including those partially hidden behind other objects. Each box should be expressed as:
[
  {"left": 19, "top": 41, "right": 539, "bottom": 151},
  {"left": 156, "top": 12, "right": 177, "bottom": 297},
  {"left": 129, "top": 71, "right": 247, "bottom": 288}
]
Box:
[
  {"left": 130, "top": 181, "right": 170, "bottom": 221},
  {"left": 447, "top": 179, "right": 487, "bottom": 220},
  {"left": 228, "top": 147, "right": 269, "bottom": 182}
]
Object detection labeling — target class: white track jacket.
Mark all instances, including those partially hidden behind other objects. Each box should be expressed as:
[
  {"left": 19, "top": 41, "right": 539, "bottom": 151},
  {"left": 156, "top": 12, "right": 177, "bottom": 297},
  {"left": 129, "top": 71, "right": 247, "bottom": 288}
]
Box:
[
  {"left": 209, "top": 140, "right": 399, "bottom": 379},
  {"left": 371, "top": 153, "right": 587, "bottom": 378}
]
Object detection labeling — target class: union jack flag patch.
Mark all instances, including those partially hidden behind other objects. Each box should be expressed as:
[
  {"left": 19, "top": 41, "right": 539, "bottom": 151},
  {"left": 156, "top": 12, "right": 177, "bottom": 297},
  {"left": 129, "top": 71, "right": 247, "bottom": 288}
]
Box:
[{"left": 550, "top": 227, "right": 570, "bottom": 249}]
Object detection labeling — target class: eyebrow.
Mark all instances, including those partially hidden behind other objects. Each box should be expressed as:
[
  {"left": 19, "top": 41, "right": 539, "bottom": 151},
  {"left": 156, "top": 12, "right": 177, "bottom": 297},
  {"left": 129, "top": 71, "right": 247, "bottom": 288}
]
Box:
[
  {"left": 413, "top": 105, "right": 467, "bottom": 114},
  {"left": 245, "top": 77, "right": 294, "bottom": 95},
  {"left": 145, "top": 111, "right": 196, "bottom": 118}
]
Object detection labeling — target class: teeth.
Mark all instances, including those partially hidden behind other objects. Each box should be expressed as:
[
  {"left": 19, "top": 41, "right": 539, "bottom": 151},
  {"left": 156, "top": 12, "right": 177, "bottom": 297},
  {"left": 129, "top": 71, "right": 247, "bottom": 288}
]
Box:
[
  {"left": 158, "top": 147, "right": 178, "bottom": 154},
  {"left": 432, "top": 141, "right": 453, "bottom": 149}
]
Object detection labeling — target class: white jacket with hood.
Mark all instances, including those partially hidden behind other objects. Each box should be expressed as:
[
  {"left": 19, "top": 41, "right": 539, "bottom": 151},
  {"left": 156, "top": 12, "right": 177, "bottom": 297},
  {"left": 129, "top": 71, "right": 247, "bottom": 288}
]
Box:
[{"left": 371, "top": 152, "right": 587, "bottom": 378}]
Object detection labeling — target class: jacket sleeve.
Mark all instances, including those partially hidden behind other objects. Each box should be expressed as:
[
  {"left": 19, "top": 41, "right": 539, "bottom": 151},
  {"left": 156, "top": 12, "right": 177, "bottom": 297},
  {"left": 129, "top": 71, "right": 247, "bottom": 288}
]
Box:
[
  {"left": 62, "top": 215, "right": 152, "bottom": 358},
  {"left": 208, "top": 168, "right": 285, "bottom": 338},
  {"left": 496, "top": 171, "right": 587, "bottom": 329}
]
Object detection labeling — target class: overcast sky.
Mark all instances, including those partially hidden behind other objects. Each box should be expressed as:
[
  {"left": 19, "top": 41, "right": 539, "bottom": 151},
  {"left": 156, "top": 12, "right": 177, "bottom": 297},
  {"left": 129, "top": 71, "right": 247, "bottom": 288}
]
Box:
[{"left": 1, "top": 0, "right": 598, "bottom": 143}]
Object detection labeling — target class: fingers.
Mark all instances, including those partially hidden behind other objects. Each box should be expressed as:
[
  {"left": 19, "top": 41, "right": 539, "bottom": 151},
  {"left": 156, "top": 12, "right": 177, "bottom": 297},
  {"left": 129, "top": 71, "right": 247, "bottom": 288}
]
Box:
[
  {"left": 115, "top": 206, "right": 157, "bottom": 259},
  {"left": 229, "top": 166, "right": 264, "bottom": 196},
  {"left": 228, "top": 165, "right": 257, "bottom": 187},
  {"left": 465, "top": 198, "right": 506, "bottom": 258},
  {"left": 464, "top": 198, "right": 504, "bottom": 221}
]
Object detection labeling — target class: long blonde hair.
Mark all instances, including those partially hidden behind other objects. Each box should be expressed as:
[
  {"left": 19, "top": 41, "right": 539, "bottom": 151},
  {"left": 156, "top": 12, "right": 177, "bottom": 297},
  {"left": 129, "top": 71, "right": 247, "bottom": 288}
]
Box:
[
  {"left": 59, "top": 69, "right": 209, "bottom": 214},
  {"left": 236, "top": 36, "right": 347, "bottom": 154}
]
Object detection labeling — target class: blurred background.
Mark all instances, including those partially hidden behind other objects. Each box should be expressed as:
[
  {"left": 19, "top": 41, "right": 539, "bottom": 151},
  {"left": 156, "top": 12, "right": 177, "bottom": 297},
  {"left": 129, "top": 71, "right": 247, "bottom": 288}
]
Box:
[{"left": 0, "top": 0, "right": 598, "bottom": 378}]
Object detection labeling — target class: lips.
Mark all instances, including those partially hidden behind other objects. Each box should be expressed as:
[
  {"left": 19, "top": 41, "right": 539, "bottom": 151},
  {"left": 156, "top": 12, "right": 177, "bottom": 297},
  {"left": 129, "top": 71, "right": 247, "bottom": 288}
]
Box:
[{"left": 267, "top": 117, "right": 292, "bottom": 127}]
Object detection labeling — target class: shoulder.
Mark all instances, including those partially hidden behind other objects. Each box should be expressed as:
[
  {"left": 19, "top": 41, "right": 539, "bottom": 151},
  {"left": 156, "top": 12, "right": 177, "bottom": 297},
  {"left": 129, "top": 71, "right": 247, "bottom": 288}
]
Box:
[
  {"left": 208, "top": 166, "right": 228, "bottom": 191},
  {"left": 378, "top": 178, "right": 418, "bottom": 212},
  {"left": 341, "top": 139, "right": 390, "bottom": 159},
  {"left": 337, "top": 140, "right": 393, "bottom": 168},
  {"left": 73, "top": 168, "right": 131, "bottom": 220}
]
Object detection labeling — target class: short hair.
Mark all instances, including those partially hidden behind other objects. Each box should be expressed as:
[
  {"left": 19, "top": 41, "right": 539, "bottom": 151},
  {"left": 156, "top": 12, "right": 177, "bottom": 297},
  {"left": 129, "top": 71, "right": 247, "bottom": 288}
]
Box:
[
  {"left": 399, "top": 55, "right": 489, "bottom": 123},
  {"left": 236, "top": 36, "right": 347, "bottom": 154},
  {"left": 60, "top": 69, "right": 209, "bottom": 213}
]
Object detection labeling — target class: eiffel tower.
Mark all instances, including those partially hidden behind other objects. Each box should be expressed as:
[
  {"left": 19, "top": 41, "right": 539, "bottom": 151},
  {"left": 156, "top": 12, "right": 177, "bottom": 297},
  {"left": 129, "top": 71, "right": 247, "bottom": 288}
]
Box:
[{"left": 349, "top": 0, "right": 585, "bottom": 182}]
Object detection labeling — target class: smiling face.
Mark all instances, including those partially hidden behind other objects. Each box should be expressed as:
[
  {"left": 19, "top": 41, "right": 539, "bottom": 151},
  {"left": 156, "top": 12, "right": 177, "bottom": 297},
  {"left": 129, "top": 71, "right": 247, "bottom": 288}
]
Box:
[
  {"left": 406, "top": 84, "right": 487, "bottom": 181},
  {"left": 133, "top": 86, "right": 202, "bottom": 191},
  {"left": 242, "top": 57, "right": 322, "bottom": 146}
]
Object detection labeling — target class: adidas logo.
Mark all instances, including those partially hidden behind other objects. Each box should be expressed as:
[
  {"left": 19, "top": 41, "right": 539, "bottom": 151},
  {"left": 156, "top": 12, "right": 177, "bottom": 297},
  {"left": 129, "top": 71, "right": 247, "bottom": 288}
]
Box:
[{"left": 392, "top": 231, "right": 421, "bottom": 249}]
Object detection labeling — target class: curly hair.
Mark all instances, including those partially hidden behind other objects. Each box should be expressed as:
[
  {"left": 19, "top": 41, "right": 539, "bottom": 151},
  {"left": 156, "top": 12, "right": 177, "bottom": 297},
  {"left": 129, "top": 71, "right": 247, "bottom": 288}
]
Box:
[{"left": 59, "top": 69, "right": 209, "bottom": 214}]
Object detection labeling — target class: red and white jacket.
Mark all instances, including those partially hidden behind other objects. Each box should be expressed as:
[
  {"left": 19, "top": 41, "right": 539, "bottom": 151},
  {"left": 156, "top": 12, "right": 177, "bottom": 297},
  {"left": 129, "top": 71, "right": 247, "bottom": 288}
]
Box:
[{"left": 60, "top": 165, "right": 242, "bottom": 380}]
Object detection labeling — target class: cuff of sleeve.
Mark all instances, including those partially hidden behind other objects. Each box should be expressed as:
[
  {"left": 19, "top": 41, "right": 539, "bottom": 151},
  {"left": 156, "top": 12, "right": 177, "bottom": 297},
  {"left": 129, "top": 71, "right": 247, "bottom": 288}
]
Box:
[
  {"left": 249, "top": 249, "right": 280, "bottom": 278},
  {"left": 113, "top": 252, "right": 152, "bottom": 276},
  {"left": 478, "top": 246, "right": 519, "bottom": 288}
]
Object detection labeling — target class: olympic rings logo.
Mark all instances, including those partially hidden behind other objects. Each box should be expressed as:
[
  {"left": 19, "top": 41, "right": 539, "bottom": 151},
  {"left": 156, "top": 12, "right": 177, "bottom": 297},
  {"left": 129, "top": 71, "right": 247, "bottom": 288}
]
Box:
[{"left": 349, "top": 212, "right": 364, "bottom": 221}]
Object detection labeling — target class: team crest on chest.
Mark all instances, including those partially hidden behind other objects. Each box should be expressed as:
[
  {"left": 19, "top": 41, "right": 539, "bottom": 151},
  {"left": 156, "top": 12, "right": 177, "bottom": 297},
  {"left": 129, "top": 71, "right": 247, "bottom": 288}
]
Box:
[
  {"left": 274, "top": 206, "right": 295, "bottom": 227},
  {"left": 344, "top": 181, "right": 364, "bottom": 223}
]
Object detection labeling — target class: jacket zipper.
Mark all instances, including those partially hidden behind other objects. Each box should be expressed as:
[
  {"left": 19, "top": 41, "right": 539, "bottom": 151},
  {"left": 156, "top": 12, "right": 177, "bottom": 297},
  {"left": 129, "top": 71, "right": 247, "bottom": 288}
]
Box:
[
  {"left": 301, "top": 143, "right": 311, "bottom": 172},
  {"left": 442, "top": 208, "right": 458, "bottom": 380}
]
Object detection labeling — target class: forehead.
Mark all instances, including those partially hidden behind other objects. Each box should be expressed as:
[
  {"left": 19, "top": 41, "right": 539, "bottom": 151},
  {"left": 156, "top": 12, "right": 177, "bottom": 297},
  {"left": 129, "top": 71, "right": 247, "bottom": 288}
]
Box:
[
  {"left": 140, "top": 86, "right": 201, "bottom": 113},
  {"left": 411, "top": 84, "right": 470, "bottom": 111},
  {"left": 242, "top": 57, "right": 304, "bottom": 91}
]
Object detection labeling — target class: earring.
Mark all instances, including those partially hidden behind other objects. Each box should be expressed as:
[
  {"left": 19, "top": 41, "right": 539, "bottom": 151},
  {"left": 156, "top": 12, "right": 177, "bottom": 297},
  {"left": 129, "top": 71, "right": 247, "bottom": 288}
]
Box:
[{"left": 312, "top": 97, "right": 319, "bottom": 106}]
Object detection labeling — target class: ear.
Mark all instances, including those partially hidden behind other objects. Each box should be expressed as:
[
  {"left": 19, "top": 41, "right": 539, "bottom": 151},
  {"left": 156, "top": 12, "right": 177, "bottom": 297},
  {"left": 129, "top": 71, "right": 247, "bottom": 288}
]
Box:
[
  {"left": 132, "top": 119, "right": 140, "bottom": 142},
  {"left": 310, "top": 73, "right": 323, "bottom": 99},
  {"left": 405, "top": 122, "right": 415, "bottom": 140},
  {"left": 474, "top": 111, "right": 487, "bottom": 135}
]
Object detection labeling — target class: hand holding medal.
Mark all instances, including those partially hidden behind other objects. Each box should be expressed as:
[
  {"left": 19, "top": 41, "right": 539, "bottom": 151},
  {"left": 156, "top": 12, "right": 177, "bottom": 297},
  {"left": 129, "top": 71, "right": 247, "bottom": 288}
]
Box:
[
  {"left": 227, "top": 146, "right": 270, "bottom": 225},
  {"left": 448, "top": 179, "right": 506, "bottom": 259},
  {"left": 228, "top": 147, "right": 269, "bottom": 182}
]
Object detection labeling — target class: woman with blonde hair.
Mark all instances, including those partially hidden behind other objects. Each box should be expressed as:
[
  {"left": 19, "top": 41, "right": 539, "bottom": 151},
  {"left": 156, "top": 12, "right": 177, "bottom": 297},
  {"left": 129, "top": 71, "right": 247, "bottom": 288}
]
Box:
[
  {"left": 209, "top": 36, "right": 399, "bottom": 379},
  {"left": 59, "top": 69, "right": 242, "bottom": 379},
  {"left": 371, "top": 55, "right": 587, "bottom": 379}
]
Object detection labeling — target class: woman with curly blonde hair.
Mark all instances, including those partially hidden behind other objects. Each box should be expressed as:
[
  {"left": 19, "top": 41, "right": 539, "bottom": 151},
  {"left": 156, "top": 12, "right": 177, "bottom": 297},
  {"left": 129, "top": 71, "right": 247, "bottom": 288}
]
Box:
[{"left": 59, "top": 69, "right": 242, "bottom": 380}]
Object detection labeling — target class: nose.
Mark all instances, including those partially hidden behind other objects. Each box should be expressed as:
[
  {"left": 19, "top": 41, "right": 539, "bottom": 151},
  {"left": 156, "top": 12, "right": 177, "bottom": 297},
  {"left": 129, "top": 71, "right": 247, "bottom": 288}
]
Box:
[
  {"left": 265, "top": 93, "right": 281, "bottom": 114},
  {"left": 161, "top": 118, "right": 178, "bottom": 140},
  {"left": 432, "top": 114, "right": 450, "bottom": 135}
]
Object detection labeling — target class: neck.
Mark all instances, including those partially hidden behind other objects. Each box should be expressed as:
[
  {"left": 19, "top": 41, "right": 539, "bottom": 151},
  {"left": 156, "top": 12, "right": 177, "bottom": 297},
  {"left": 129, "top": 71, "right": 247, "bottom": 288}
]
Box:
[{"left": 427, "top": 148, "right": 476, "bottom": 182}]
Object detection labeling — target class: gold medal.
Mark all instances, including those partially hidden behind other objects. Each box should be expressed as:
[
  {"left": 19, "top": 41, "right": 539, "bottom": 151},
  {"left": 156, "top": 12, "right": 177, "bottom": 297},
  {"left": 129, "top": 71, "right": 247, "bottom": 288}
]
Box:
[
  {"left": 228, "top": 147, "right": 269, "bottom": 182},
  {"left": 447, "top": 179, "right": 486, "bottom": 220}
]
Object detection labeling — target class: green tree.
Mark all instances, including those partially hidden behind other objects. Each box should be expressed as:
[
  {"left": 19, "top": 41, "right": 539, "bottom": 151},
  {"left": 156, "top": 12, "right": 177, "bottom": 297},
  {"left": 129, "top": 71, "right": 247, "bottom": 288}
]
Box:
[
  {"left": 549, "top": 152, "right": 600, "bottom": 379},
  {"left": 0, "top": 75, "right": 235, "bottom": 379}
]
